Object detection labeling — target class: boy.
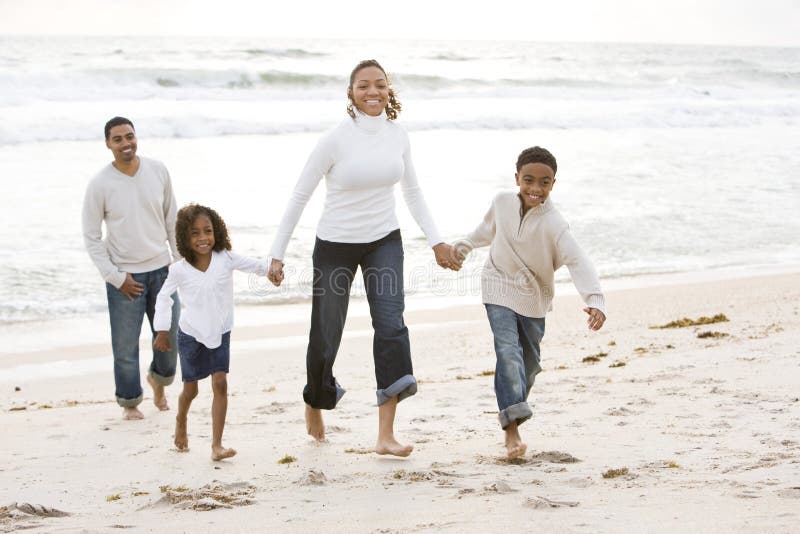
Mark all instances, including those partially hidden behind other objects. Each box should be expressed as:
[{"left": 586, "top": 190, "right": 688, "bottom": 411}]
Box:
[{"left": 453, "top": 146, "right": 606, "bottom": 458}]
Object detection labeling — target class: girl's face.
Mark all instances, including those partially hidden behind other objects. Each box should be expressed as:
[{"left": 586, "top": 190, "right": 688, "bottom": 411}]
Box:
[
  {"left": 350, "top": 66, "right": 389, "bottom": 117},
  {"left": 189, "top": 214, "right": 215, "bottom": 257}
]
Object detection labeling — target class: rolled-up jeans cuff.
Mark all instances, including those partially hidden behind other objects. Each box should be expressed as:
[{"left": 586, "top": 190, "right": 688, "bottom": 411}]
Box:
[
  {"left": 498, "top": 401, "right": 533, "bottom": 429},
  {"left": 376, "top": 374, "right": 417, "bottom": 406},
  {"left": 148, "top": 369, "right": 174, "bottom": 387},
  {"left": 116, "top": 393, "right": 144, "bottom": 408}
]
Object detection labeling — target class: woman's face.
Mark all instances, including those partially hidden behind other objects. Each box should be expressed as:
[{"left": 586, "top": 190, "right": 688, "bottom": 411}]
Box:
[{"left": 350, "top": 66, "right": 389, "bottom": 117}]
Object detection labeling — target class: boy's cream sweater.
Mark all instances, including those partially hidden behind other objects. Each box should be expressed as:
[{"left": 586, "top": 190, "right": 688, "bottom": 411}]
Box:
[{"left": 455, "top": 192, "right": 605, "bottom": 319}]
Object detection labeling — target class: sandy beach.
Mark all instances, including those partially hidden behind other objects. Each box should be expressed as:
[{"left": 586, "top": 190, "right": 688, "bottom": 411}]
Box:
[{"left": 2, "top": 270, "right": 799, "bottom": 533}]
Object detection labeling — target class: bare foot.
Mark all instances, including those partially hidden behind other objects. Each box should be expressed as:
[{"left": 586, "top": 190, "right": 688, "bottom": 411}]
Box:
[
  {"left": 506, "top": 441, "right": 527, "bottom": 458},
  {"left": 375, "top": 436, "right": 414, "bottom": 457},
  {"left": 122, "top": 407, "right": 144, "bottom": 420},
  {"left": 174, "top": 416, "right": 189, "bottom": 451},
  {"left": 305, "top": 404, "right": 326, "bottom": 442},
  {"left": 147, "top": 374, "right": 169, "bottom": 411},
  {"left": 211, "top": 445, "right": 237, "bottom": 461},
  {"left": 504, "top": 422, "right": 527, "bottom": 458}
]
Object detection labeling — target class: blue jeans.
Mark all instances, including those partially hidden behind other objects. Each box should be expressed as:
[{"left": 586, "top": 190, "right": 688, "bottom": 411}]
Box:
[
  {"left": 105, "top": 266, "right": 179, "bottom": 407},
  {"left": 305, "top": 229, "right": 416, "bottom": 409},
  {"left": 485, "top": 304, "right": 545, "bottom": 429}
]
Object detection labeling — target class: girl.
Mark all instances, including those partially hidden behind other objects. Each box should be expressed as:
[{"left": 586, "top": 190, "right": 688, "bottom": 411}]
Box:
[
  {"left": 267, "top": 59, "right": 458, "bottom": 456},
  {"left": 153, "top": 203, "right": 268, "bottom": 461}
]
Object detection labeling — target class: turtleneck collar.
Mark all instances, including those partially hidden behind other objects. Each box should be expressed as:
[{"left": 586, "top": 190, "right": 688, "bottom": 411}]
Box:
[{"left": 352, "top": 109, "right": 388, "bottom": 134}]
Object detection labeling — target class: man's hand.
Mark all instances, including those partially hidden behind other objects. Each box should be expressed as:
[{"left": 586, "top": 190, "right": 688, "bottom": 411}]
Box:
[
  {"left": 119, "top": 273, "right": 144, "bottom": 301},
  {"left": 268, "top": 258, "right": 284, "bottom": 287},
  {"left": 583, "top": 307, "right": 606, "bottom": 331},
  {"left": 153, "top": 331, "right": 171, "bottom": 352}
]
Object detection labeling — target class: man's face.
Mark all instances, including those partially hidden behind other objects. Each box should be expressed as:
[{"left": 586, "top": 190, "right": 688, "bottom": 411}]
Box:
[{"left": 106, "top": 124, "right": 137, "bottom": 163}]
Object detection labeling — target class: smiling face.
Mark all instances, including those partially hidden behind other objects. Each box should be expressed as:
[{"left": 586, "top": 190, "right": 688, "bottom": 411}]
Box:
[
  {"left": 515, "top": 162, "right": 556, "bottom": 211},
  {"left": 189, "top": 214, "right": 215, "bottom": 258},
  {"left": 349, "top": 66, "right": 390, "bottom": 117},
  {"left": 105, "top": 124, "right": 137, "bottom": 164}
]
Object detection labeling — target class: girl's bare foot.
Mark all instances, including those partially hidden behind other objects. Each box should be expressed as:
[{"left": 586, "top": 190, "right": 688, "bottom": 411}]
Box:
[
  {"left": 305, "top": 404, "right": 326, "bottom": 442},
  {"left": 504, "top": 422, "right": 527, "bottom": 458},
  {"left": 375, "top": 436, "right": 414, "bottom": 457},
  {"left": 123, "top": 407, "right": 144, "bottom": 420},
  {"left": 174, "top": 416, "right": 189, "bottom": 451},
  {"left": 211, "top": 445, "right": 237, "bottom": 461},
  {"left": 147, "top": 374, "right": 169, "bottom": 411}
]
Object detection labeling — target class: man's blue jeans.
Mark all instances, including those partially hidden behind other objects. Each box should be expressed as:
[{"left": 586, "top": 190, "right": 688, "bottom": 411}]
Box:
[
  {"left": 105, "top": 266, "right": 179, "bottom": 407},
  {"left": 304, "top": 229, "right": 416, "bottom": 409},
  {"left": 485, "top": 303, "right": 545, "bottom": 429}
]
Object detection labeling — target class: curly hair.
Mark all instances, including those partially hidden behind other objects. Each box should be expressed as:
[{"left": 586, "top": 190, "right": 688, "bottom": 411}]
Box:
[
  {"left": 175, "top": 203, "right": 232, "bottom": 266},
  {"left": 516, "top": 146, "right": 558, "bottom": 174},
  {"left": 346, "top": 59, "right": 402, "bottom": 120}
]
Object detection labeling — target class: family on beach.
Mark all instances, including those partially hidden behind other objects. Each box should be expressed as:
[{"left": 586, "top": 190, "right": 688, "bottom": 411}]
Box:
[{"left": 81, "top": 59, "right": 606, "bottom": 462}]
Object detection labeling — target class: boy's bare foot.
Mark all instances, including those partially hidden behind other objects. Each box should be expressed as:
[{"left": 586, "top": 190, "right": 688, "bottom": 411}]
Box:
[
  {"left": 122, "top": 407, "right": 144, "bottom": 420},
  {"left": 174, "top": 416, "right": 189, "bottom": 451},
  {"left": 504, "top": 422, "right": 527, "bottom": 458},
  {"left": 211, "top": 445, "right": 237, "bottom": 461},
  {"left": 147, "top": 374, "right": 169, "bottom": 411},
  {"left": 305, "top": 404, "right": 326, "bottom": 442},
  {"left": 375, "top": 436, "right": 414, "bottom": 457}
]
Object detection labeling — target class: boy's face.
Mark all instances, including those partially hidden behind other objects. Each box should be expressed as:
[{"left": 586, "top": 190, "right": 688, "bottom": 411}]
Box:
[{"left": 515, "top": 162, "right": 556, "bottom": 210}]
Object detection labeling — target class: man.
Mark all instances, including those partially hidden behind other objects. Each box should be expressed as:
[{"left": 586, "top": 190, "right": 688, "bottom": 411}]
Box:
[{"left": 82, "top": 116, "right": 180, "bottom": 420}]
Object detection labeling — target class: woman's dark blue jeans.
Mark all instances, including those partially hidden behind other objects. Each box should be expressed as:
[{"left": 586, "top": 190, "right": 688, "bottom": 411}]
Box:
[{"left": 304, "top": 229, "right": 416, "bottom": 409}]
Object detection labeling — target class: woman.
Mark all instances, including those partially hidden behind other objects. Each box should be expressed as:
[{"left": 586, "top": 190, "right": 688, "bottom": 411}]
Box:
[{"left": 268, "top": 59, "right": 456, "bottom": 457}]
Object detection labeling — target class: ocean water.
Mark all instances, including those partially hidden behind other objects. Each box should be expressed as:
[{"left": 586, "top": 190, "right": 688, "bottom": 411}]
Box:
[{"left": 1, "top": 36, "right": 799, "bottom": 324}]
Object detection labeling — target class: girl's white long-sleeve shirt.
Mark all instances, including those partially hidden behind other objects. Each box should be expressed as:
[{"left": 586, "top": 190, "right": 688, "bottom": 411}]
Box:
[
  {"left": 269, "top": 111, "right": 443, "bottom": 260},
  {"left": 154, "top": 250, "right": 268, "bottom": 349}
]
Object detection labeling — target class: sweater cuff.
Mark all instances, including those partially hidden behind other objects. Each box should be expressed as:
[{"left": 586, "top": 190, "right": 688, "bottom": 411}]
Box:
[
  {"left": 105, "top": 270, "right": 126, "bottom": 289},
  {"left": 584, "top": 294, "right": 606, "bottom": 316}
]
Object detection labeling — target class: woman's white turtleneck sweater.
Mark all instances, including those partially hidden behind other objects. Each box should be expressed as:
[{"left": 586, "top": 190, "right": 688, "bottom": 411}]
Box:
[{"left": 269, "top": 111, "right": 443, "bottom": 260}]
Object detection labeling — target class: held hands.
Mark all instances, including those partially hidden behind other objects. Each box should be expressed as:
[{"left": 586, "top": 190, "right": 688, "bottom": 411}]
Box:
[
  {"left": 118, "top": 273, "right": 144, "bottom": 301},
  {"left": 153, "top": 331, "right": 171, "bottom": 352},
  {"left": 433, "top": 243, "right": 462, "bottom": 271},
  {"left": 268, "top": 258, "right": 285, "bottom": 287},
  {"left": 583, "top": 307, "right": 606, "bottom": 331}
]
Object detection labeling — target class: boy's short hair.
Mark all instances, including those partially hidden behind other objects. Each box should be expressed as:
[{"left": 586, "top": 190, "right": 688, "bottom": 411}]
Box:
[
  {"left": 104, "top": 116, "right": 134, "bottom": 140},
  {"left": 516, "top": 146, "right": 557, "bottom": 174}
]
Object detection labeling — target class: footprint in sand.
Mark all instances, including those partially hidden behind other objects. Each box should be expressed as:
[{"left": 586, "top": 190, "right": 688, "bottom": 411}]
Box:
[
  {"left": 150, "top": 482, "right": 256, "bottom": 511},
  {"left": 297, "top": 470, "right": 327, "bottom": 486},
  {"left": 524, "top": 496, "right": 580, "bottom": 509}
]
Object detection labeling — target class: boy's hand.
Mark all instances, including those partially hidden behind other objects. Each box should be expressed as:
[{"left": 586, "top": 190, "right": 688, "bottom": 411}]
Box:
[
  {"left": 268, "top": 258, "right": 284, "bottom": 286},
  {"left": 153, "top": 331, "right": 171, "bottom": 352},
  {"left": 433, "top": 243, "right": 460, "bottom": 271},
  {"left": 583, "top": 307, "right": 606, "bottom": 331}
]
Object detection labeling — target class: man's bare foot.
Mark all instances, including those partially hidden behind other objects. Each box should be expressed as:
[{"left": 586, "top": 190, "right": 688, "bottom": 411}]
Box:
[
  {"left": 211, "top": 445, "right": 237, "bottom": 461},
  {"left": 147, "top": 374, "right": 169, "bottom": 411},
  {"left": 122, "top": 407, "right": 144, "bottom": 420},
  {"left": 375, "top": 436, "right": 414, "bottom": 457},
  {"left": 174, "top": 416, "right": 189, "bottom": 451},
  {"left": 504, "top": 422, "right": 527, "bottom": 458},
  {"left": 305, "top": 404, "right": 326, "bottom": 442}
]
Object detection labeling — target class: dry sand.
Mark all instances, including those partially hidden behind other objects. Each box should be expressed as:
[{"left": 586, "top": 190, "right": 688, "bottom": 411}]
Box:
[{"left": 1, "top": 271, "right": 799, "bottom": 533}]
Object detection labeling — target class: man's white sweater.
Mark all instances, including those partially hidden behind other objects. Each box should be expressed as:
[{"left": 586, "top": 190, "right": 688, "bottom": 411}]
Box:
[{"left": 456, "top": 192, "right": 605, "bottom": 318}]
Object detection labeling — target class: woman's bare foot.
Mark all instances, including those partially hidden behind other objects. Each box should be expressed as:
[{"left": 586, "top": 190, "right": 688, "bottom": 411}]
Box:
[
  {"left": 147, "top": 374, "right": 169, "bottom": 411},
  {"left": 211, "top": 445, "right": 237, "bottom": 461},
  {"left": 305, "top": 404, "right": 326, "bottom": 442},
  {"left": 122, "top": 407, "right": 144, "bottom": 420},
  {"left": 375, "top": 436, "right": 414, "bottom": 457},
  {"left": 174, "top": 416, "right": 189, "bottom": 451},
  {"left": 504, "top": 422, "right": 527, "bottom": 458}
]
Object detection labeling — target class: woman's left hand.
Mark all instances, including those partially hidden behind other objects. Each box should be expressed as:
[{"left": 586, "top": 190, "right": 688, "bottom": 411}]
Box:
[{"left": 433, "top": 243, "right": 460, "bottom": 271}]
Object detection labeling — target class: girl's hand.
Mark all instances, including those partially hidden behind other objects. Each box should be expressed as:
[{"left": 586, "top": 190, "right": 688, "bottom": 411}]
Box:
[
  {"left": 153, "top": 331, "right": 171, "bottom": 352},
  {"left": 268, "top": 258, "right": 285, "bottom": 286},
  {"left": 583, "top": 307, "right": 606, "bottom": 331},
  {"left": 433, "top": 243, "right": 460, "bottom": 271}
]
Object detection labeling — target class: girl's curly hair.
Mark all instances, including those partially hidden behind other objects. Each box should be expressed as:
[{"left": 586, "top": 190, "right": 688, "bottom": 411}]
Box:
[
  {"left": 175, "top": 203, "right": 231, "bottom": 266},
  {"left": 346, "top": 59, "right": 402, "bottom": 120}
]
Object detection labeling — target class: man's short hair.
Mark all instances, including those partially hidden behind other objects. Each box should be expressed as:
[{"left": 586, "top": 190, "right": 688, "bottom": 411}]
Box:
[{"left": 104, "top": 116, "right": 134, "bottom": 140}]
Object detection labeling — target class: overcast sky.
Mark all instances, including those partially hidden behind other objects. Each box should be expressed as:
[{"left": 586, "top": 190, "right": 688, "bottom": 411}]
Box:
[{"left": 1, "top": 0, "right": 798, "bottom": 47}]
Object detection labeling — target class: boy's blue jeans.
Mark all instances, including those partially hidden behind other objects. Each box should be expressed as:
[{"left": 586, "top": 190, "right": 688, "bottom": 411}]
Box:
[
  {"left": 305, "top": 230, "right": 416, "bottom": 409},
  {"left": 105, "top": 266, "right": 179, "bottom": 407},
  {"left": 485, "top": 303, "right": 545, "bottom": 429}
]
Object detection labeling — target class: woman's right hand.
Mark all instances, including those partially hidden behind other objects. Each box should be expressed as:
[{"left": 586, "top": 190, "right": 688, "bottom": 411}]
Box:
[{"left": 268, "top": 258, "right": 285, "bottom": 286}]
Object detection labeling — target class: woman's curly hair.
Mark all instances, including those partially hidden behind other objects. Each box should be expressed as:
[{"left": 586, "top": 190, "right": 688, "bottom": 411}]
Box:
[
  {"left": 346, "top": 59, "right": 402, "bottom": 120},
  {"left": 175, "top": 203, "right": 231, "bottom": 266}
]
